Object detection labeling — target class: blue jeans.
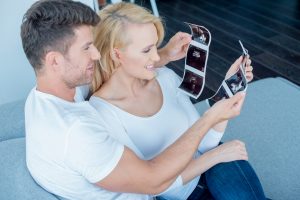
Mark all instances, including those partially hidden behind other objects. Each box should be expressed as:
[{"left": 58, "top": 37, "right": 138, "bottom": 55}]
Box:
[
  {"left": 158, "top": 160, "right": 266, "bottom": 200},
  {"left": 192, "top": 160, "right": 266, "bottom": 200}
]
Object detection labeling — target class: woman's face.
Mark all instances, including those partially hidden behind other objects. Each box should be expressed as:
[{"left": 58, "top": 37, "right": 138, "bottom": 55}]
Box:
[{"left": 118, "top": 23, "right": 160, "bottom": 80}]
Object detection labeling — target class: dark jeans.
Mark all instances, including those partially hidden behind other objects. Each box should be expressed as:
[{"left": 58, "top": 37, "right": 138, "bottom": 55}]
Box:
[
  {"left": 189, "top": 160, "right": 266, "bottom": 200},
  {"left": 158, "top": 160, "right": 266, "bottom": 200}
]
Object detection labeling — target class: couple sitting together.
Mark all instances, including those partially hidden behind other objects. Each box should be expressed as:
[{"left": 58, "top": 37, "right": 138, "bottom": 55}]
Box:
[{"left": 23, "top": 0, "right": 265, "bottom": 199}]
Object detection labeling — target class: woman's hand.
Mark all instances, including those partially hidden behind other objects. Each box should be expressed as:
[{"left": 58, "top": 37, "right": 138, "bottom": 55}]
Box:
[
  {"left": 244, "top": 56, "right": 254, "bottom": 82},
  {"left": 225, "top": 55, "right": 254, "bottom": 83},
  {"left": 210, "top": 140, "right": 248, "bottom": 163},
  {"left": 162, "top": 32, "right": 191, "bottom": 62},
  {"left": 180, "top": 139, "right": 248, "bottom": 184},
  {"left": 204, "top": 91, "right": 246, "bottom": 125},
  {"left": 155, "top": 32, "right": 191, "bottom": 67},
  {"left": 213, "top": 56, "right": 253, "bottom": 132}
]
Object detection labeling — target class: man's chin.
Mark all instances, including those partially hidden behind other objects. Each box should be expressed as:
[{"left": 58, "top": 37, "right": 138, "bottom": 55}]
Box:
[{"left": 76, "top": 78, "right": 93, "bottom": 87}]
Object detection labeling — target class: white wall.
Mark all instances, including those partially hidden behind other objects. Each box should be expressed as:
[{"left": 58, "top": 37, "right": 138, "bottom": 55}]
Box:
[
  {"left": 0, "top": 0, "right": 99, "bottom": 106},
  {"left": 0, "top": 1, "right": 37, "bottom": 106}
]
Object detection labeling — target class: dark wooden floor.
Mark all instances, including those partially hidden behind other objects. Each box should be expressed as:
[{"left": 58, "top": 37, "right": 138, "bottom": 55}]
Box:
[{"left": 138, "top": 0, "right": 300, "bottom": 101}]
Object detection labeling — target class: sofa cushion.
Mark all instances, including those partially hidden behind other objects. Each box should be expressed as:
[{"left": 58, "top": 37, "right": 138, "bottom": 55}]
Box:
[
  {"left": 0, "top": 137, "right": 58, "bottom": 200},
  {"left": 195, "top": 77, "right": 300, "bottom": 200},
  {"left": 0, "top": 100, "right": 25, "bottom": 142}
]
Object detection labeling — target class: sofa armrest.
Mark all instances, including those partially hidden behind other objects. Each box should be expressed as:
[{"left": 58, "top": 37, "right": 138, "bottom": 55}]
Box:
[
  {"left": 0, "top": 99, "right": 25, "bottom": 142},
  {"left": 0, "top": 138, "right": 59, "bottom": 200}
]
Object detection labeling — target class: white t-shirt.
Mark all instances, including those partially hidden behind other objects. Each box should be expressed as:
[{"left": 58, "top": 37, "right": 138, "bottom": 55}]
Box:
[
  {"left": 25, "top": 87, "right": 151, "bottom": 200},
  {"left": 89, "top": 68, "right": 224, "bottom": 200}
]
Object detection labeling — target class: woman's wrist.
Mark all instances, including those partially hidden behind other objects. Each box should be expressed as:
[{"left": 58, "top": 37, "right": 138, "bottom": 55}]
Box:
[
  {"left": 212, "top": 120, "right": 228, "bottom": 132},
  {"left": 156, "top": 47, "right": 170, "bottom": 67},
  {"left": 203, "top": 147, "right": 223, "bottom": 166}
]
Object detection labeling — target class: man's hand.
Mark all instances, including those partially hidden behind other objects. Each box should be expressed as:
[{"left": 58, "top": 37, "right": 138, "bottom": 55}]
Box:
[
  {"left": 155, "top": 32, "right": 191, "bottom": 67},
  {"left": 225, "top": 55, "right": 254, "bottom": 83}
]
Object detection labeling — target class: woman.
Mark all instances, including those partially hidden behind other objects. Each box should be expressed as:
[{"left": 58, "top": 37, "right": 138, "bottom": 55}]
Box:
[{"left": 90, "top": 2, "right": 265, "bottom": 200}]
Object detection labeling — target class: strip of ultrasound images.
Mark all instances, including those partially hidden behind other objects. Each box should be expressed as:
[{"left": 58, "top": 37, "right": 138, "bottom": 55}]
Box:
[
  {"left": 179, "top": 70, "right": 204, "bottom": 97},
  {"left": 186, "top": 22, "right": 211, "bottom": 45},
  {"left": 239, "top": 40, "right": 249, "bottom": 73},
  {"left": 186, "top": 45, "right": 207, "bottom": 72},
  {"left": 207, "top": 66, "right": 248, "bottom": 107},
  {"left": 207, "top": 40, "right": 249, "bottom": 107},
  {"left": 178, "top": 22, "right": 211, "bottom": 99},
  {"left": 225, "top": 67, "right": 247, "bottom": 95},
  {"left": 239, "top": 40, "right": 248, "bottom": 56},
  {"left": 207, "top": 85, "right": 229, "bottom": 107}
]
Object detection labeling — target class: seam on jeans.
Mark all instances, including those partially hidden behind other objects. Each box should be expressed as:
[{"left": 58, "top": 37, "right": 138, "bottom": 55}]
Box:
[
  {"left": 234, "top": 161, "right": 259, "bottom": 200},
  {"left": 196, "top": 184, "right": 205, "bottom": 189}
]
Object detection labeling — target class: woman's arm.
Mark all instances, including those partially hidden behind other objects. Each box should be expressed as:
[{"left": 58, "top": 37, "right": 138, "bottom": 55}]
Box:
[{"left": 210, "top": 55, "right": 254, "bottom": 133}]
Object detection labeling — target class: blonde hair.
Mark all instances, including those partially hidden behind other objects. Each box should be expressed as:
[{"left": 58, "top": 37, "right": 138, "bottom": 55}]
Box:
[{"left": 92, "top": 2, "right": 165, "bottom": 93}]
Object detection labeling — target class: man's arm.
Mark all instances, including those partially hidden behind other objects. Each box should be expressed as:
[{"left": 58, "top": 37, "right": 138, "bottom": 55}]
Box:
[
  {"left": 155, "top": 32, "right": 192, "bottom": 67},
  {"left": 97, "top": 114, "right": 212, "bottom": 195},
  {"left": 96, "top": 92, "right": 246, "bottom": 194},
  {"left": 181, "top": 140, "right": 248, "bottom": 184}
]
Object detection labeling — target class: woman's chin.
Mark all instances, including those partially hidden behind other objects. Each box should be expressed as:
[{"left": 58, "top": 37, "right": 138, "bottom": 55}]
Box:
[
  {"left": 146, "top": 71, "right": 157, "bottom": 80},
  {"left": 135, "top": 70, "right": 157, "bottom": 81}
]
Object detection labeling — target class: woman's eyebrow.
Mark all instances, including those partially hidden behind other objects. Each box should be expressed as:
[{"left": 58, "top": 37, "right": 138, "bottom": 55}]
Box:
[{"left": 143, "top": 44, "right": 155, "bottom": 49}]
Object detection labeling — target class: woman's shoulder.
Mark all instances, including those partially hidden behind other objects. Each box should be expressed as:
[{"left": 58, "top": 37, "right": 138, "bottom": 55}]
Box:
[
  {"left": 89, "top": 96, "right": 123, "bottom": 126},
  {"left": 89, "top": 95, "right": 113, "bottom": 113},
  {"left": 156, "top": 67, "right": 182, "bottom": 87},
  {"left": 156, "top": 67, "right": 177, "bottom": 77},
  {"left": 92, "top": 82, "right": 114, "bottom": 100}
]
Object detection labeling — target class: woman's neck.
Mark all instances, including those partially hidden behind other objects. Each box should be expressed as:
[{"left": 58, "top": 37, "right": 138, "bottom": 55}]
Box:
[
  {"left": 96, "top": 68, "right": 152, "bottom": 101},
  {"left": 94, "top": 67, "right": 163, "bottom": 117}
]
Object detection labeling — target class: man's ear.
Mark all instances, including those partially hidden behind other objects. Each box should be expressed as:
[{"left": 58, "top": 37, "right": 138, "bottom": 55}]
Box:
[{"left": 44, "top": 51, "right": 63, "bottom": 72}]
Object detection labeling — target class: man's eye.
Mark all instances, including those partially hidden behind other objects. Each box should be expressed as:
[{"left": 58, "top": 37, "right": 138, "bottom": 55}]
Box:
[{"left": 84, "top": 46, "right": 90, "bottom": 50}]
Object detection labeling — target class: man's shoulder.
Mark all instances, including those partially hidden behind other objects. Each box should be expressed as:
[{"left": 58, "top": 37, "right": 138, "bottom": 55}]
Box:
[{"left": 25, "top": 88, "right": 106, "bottom": 129}]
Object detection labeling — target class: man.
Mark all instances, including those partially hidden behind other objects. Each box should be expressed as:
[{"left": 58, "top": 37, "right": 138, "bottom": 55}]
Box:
[{"left": 22, "top": 0, "right": 245, "bottom": 199}]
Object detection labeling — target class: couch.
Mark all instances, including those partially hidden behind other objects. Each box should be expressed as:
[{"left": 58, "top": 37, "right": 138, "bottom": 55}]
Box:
[
  {"left": 195, "top": 77, "right": 300, "bottom": 199},
  {"left": 1, "top": 77, "right": 299, "bottom": 200},
  {"left": 0, "top": 100, "right": 59, "bottom": 200}
]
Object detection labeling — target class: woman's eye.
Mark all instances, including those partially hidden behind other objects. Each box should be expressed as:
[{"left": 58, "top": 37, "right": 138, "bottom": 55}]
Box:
[{"left": 142, "top": 48, "right": 151, "bottom": 53}]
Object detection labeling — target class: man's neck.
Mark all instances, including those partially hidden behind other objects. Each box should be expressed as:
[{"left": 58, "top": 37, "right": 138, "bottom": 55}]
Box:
[{"left": 36, "top": 76, "right": 76, "bottom": 102}]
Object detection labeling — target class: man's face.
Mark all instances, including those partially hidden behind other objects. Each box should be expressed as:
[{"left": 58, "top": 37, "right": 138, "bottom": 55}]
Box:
[{"left": 61, "top": 25, "right": 100, "bottom": 88}]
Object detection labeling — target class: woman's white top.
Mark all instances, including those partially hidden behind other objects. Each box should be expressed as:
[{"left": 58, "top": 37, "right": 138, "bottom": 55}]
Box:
[{"left": 89, "top": 67, "right": 224, "bottom": 200}]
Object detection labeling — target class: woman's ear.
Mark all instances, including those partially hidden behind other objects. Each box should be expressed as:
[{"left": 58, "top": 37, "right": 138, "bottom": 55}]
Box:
[{"left": 111, "top": 48, "right": 122, "bottom": 62}]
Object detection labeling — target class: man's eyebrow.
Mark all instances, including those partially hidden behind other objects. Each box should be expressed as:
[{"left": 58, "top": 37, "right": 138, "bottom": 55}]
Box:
[{"left": 82, "top": 41, "right": 93, "bottom": 48}]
